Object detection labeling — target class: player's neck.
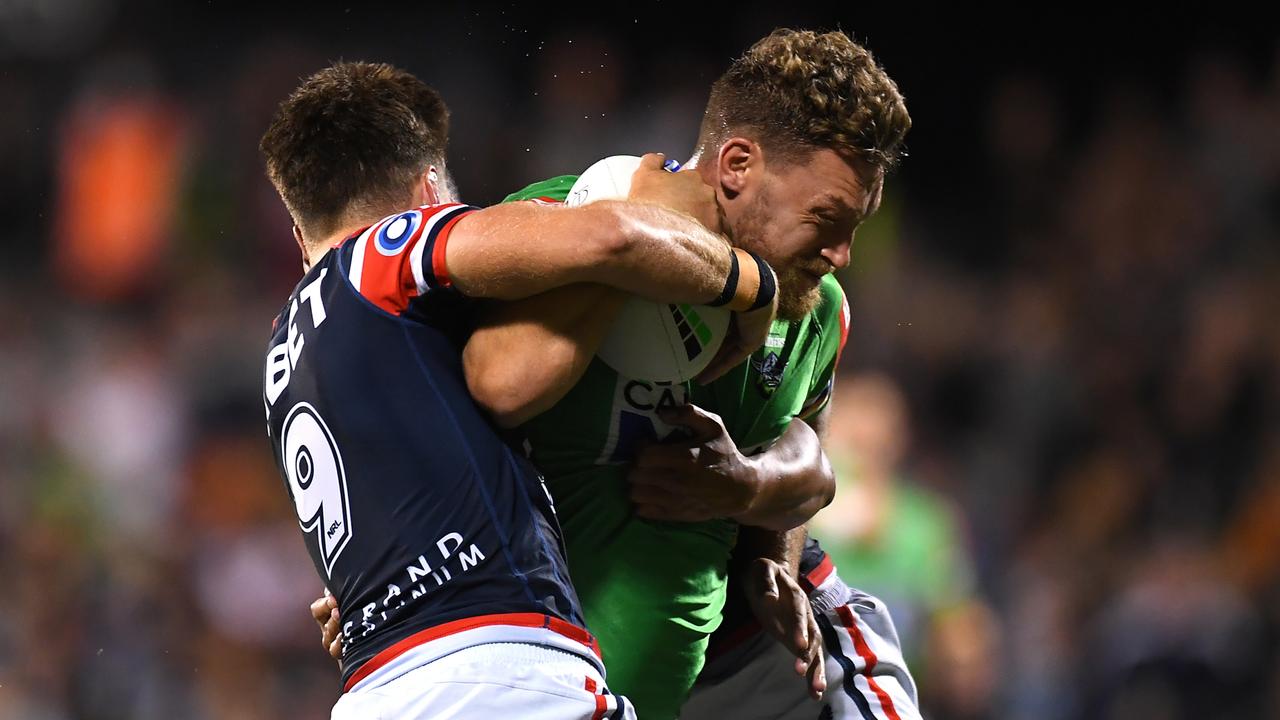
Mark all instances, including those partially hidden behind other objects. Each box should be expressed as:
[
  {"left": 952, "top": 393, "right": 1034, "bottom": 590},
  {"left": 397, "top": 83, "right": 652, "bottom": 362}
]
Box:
[
  {"left": 682, "top": 154, "right": 718, "bottom": 189},
  {"left": 306, "top": 220, "right": 371, "bottom": 268},
  {"left": 305, "top": 183, "right": 446, "bottom": 268}
]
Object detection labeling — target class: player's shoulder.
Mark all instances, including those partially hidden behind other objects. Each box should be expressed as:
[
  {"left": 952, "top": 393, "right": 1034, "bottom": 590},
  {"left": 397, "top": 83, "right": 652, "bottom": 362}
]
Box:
[
  {"left": 339, "top": 202, "right": 472, "bottom": 253},
  {"left": 338, "top": 202, "right": 477, "bottom": 315},
  {"left": 502, "top": 175, "right": 578, "bottom": 204}
]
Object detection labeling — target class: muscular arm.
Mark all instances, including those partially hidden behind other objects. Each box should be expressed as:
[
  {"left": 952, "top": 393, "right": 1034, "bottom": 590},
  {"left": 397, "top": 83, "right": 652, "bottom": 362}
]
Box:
[
  {"left": 731, "top": 522, "right": 825, "bottom": 699},
  {"left": 732, "top": 523, "right": 808, "bottom": 579},
  {"left": 631, "top": 403, "right": 835, "bottom": 531},
  {"left": 464, "top": 285, "right": 625, "bottom": 428},
  {"left": 732, "top": 385, "right": 835, "bottom": 578},
  {"left": 447, "top": 199, "right": 730, "bottom": 301},
  {"left": 715, "top": 405, "right": 834, "bottom": 699},
  {"left": 734, "top": 404, "right": 835, "bottom": 530},
  {"left": 735, "top": 401, "right": 833, "bottom": 571},
  {"left": 446, "top": 155, "right": 769, "bottom": 307}
]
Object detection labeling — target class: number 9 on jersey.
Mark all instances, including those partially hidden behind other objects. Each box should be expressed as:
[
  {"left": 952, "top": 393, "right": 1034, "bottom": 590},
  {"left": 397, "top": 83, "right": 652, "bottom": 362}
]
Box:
[{"left": 282, "top": 402, "right": 353, "bottom": 577}]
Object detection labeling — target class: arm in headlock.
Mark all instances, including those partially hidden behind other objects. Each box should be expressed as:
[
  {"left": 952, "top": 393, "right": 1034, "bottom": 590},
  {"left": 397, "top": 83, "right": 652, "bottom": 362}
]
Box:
[{"left": 445, "top": 153, "right": 763, "bottom": 305}]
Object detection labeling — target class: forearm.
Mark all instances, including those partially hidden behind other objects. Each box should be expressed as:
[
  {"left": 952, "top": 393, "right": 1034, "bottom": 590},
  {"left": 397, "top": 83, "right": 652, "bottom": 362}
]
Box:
[
  {"left": 733, "top": 418, "right": 836, "bottom": 531},
  {"left": 447, "top": 201, "right": 736, "bottom": 303},
  {"left": 593, "top": 200, "right": 735, "bottom": 302},
  {"left": 732, "top": 524, "right": 826, "bottom": 700},
  {"left": 733, "top": 525, "right": 807, "bottom": 579},
  {"left": 464, "top": 284, "right": 626, "bottom": 428}
]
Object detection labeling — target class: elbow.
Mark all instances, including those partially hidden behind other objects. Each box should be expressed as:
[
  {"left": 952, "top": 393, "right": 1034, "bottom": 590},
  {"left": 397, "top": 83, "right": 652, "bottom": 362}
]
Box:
[
  {"left": 748, "top": 462, "right": 836, "bottom": 532},
  {"left": 464, "top": 353, "right": 539, "bottom": 429},
  {"left": 816, "top": 453, "right": 836, "bottom": 511},
  {"left": 481, "top": 394, "right": 535, "bottom": 430}
]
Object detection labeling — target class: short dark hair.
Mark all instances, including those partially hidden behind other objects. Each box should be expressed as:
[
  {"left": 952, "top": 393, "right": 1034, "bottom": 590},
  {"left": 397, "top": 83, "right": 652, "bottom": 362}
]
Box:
[
  {"left": 260, "top": 61, "right": 450, "bottom": 238},
  {"left": 698, "top": 29, "right": 911, "bottom": 170}
]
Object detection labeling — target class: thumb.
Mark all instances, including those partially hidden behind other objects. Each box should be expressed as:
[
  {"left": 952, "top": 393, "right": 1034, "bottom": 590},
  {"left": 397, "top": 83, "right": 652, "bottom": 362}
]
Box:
[
  {"left": 637, "top": 152, "right": 665, "bottom": 171},
  {"left": 658, "top": 403, "right": 723, "bottom": 442}
]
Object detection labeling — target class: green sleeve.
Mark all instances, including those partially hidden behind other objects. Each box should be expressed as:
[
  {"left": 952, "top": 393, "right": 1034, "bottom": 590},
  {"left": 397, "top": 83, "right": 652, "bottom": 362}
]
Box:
[
  {"left": 800, "top": 275, "right": 850, "bottom": 418},
  {"left": 501, "top": 175, "right": 578, "bottom": 204}
]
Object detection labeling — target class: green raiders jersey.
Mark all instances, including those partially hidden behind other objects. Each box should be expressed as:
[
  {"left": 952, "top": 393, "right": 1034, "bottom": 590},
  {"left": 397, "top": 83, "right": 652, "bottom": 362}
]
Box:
[{"left": 502, "top": 176, "right": 849, "bottom": 718}]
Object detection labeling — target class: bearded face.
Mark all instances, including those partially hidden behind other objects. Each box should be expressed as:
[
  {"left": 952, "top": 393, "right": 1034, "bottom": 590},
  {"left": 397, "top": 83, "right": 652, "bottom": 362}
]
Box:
[
  {"left": 729, "top": 188, "right": 832, "bottom": 322},
  {"left": 710, "top": 145, "right": 882, "bottom": 322}
]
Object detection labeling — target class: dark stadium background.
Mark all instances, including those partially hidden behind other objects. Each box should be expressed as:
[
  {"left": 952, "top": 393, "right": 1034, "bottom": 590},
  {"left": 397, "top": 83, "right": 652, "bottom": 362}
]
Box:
[{"left": 2, "top": 2, "right": 1277, "bottom": 718}]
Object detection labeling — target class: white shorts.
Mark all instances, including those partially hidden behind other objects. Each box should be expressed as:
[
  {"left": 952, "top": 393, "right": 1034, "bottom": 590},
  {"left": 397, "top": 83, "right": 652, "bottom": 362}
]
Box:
[
  {"left": 333, "top": 641, "right": 635, "bottom": 720},
  {"left": 680, "top": 576, "right": 921, "bottom": 720}
]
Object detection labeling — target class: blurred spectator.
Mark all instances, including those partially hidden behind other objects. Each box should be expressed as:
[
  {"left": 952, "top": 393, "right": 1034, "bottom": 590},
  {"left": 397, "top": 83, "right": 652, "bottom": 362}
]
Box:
[
  {"left": 52, "top": 54, "right": 189, "bottom": 302},
  {"left": 812, "top": 373, "right": 1001, "bottom": 720},
  {"left": 1086, "top": 538, "right": 1266, "bottom": 719}
]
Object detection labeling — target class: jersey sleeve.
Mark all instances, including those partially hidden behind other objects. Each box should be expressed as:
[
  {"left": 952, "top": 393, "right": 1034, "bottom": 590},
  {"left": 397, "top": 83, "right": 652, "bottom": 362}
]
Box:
[
  {"left": 341, "top": 202, "right": 477, "bottom": 315},
  {"left": 501, "top": 175, "right": 577, "bottom": 205},
  {"left": 798, "top": 276, "right": 850, "bottom": 420}
]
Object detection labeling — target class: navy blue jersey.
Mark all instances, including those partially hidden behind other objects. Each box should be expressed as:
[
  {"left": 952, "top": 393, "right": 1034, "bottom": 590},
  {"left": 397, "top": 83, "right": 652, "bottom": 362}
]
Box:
[
  {"left": 797, "top": 534, "right": 836, "bottom": 591},
  {"left": 262, "top": 203, "right": 589, "bottom": 689}
]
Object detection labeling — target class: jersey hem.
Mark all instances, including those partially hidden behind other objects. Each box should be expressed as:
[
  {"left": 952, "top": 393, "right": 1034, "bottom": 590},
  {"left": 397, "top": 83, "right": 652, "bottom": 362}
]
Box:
[{"left": 343, "top": 613, "right": 602, "bottom": 692}]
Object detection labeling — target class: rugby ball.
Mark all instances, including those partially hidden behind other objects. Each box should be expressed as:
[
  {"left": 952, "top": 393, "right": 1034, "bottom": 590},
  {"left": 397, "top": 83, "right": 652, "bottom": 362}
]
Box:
[{"left": 567, "top": 155, "right": 731, "bottom": 383}]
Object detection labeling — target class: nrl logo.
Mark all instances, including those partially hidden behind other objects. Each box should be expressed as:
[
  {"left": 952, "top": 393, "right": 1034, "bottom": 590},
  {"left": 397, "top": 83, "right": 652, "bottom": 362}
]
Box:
[{"left": 751, "top": 351, "right": 787, "bottom": 397}]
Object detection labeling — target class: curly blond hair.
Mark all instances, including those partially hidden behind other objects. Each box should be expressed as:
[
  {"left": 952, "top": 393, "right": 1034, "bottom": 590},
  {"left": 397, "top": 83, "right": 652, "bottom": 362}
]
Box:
[{"left": 698, "top": 29, "right": 911, "bottom": 170}]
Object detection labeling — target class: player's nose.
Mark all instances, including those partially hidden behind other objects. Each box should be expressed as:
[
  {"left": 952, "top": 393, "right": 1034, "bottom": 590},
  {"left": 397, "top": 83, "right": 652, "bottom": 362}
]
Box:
[{"left": 821, "top": 239, "right": 851, "bottom": 270}]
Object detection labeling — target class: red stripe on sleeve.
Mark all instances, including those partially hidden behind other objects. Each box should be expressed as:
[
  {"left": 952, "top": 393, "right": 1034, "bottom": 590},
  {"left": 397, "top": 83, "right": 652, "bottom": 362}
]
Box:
[
  {"left": 583, "top": 675, "right": 610, "bottom": 719},
  {"left": 357, "top": 219, "right": 413, "bottom": 315},
  {"left": 430, "top": 212, "right": 470, "bottom": 289},
  {"left": 836, "top": 605, "right": 902, "bottom": 720},
  {"left": 397, "top": 246, "right": 420, "bottom": 303},
  {"left": 800, "top": 554, "right": 834, "bottom": 593},
  {"left": 590, "top": 694, "right": 609, "bottom": 720}
]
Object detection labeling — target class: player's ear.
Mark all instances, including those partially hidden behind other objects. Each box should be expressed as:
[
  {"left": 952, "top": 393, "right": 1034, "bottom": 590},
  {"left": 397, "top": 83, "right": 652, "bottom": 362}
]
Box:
[
  {"left": 715, "top": 137, "right": 757, "bottom": 199},
  {"left": 419, "top": 166, "right": 442, "bottom": 206}
]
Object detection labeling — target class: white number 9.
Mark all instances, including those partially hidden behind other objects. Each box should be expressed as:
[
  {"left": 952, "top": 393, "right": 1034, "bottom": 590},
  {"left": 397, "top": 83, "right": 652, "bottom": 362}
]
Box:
[{"left": 282, "top": 402, "right": 352, "bottom": 577}]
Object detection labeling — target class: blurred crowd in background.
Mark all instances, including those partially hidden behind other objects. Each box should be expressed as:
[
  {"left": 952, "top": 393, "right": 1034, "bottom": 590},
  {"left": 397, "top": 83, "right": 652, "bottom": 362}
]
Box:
[{"left": 2, "top": 3, "right": 1277, "bottom": 718}]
